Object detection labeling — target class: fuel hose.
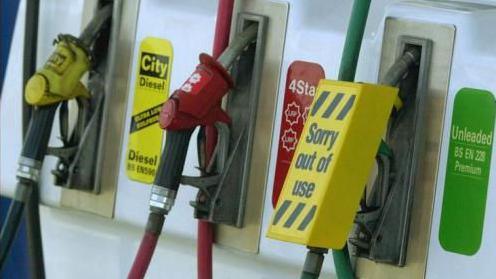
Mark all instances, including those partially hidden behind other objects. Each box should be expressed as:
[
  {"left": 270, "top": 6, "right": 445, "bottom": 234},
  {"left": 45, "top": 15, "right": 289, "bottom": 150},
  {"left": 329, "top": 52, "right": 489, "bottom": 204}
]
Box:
[
  {"left": 0, "top": 105, "right": 57, "bottom": 271},
  {"left": 299, "top": 0, "right": 372, "bottom": 278},
  {"left": 199, "top": 2, "right": 234, "bottom": 278},
  {"left": 333, "top": 0, "right": 371, "bottom": 278},
  {"left": 302, "top": 6, "right": 421, "bottom": 279},
  {"left": 22, "top": 1, "right": 45, "bottom": 276},
  {"left": 128, "top": 24, "right": 258, "bottom": 279},
  {"left": 381, "top": 47, "right": 421, "bottom": 87},
  {"left": 128, "top": 130, "right": 192, "bottom": 279}
]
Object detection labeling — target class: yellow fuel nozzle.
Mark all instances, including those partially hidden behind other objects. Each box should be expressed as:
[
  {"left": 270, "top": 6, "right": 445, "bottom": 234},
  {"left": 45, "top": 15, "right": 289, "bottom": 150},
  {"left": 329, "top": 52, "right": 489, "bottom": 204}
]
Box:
[{"left": 25, "top": 34, "right": 91, "bottom": 106}]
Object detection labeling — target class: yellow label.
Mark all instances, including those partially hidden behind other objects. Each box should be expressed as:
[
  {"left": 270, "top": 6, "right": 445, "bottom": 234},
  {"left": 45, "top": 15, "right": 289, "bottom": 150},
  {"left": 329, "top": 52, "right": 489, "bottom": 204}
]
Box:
[
  {"left": 267, "top": 80, "right": 397, "bottom": 249},
  {"left": 126, "top": 37, "right": 173, "bottom": 183}
]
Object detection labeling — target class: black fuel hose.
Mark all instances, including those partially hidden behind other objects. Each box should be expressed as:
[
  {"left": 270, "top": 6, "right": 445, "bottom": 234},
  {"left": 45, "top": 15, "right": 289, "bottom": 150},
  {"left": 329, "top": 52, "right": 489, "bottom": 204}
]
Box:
[
  {"left": 23, "top": 0, "right": 46, "bottom": 277},
  {"left": 0, "top": 105, "right": 57, "bottom": 272},
  {"left": 0, "top": 178, "right": 34, "bottom": 269},
  {"left": 300, "top": 247, "right": 327, "bottom": 279},
  {"left": 0, "top": 200, "right": 25, "bottom": 268},
  {"left": 26, "top": 185, "right": 44, "bottom": 279}
]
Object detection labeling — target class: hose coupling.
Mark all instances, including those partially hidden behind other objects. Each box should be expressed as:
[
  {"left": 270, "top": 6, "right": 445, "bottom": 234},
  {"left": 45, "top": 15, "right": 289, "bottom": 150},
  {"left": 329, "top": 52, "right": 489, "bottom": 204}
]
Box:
[
  {"left": 149, "top": 185, "right": 177, "bottom": 214},
  {"left": 302, "top": 247, "right": 328, "bottom": 277},
  {"left": 16, "top": 156, "right": 42, "bottom": 183}
]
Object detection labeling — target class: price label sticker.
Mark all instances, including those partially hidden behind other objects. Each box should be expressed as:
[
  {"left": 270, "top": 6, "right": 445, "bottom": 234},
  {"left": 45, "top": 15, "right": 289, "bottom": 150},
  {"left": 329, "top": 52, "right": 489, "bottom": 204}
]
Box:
[
  {"left": 439, "top": 88, "right": 495, "bottom": 255},
  {"left": 126, "top": 37, "right": 173, "bottom": 184},
  {"left": 272, "top": 61, "right": 325, "bottom": 207}
]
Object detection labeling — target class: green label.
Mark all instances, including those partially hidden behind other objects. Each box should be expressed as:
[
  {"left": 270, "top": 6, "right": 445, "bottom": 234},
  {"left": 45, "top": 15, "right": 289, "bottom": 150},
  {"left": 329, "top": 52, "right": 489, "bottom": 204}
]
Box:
[{"left": 439, "top": 88, "right": 495, "bottom": 256}]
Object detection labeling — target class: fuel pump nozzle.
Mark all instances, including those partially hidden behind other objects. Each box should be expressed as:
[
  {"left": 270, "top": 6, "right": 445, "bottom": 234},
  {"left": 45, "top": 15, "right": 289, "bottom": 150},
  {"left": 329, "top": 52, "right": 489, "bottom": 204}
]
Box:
[
  {"left": 149, "top": 23, "right": 257, "bottom": 216},
  {"left": 128, "top": 24, "right": 258, "bottom": 279}
]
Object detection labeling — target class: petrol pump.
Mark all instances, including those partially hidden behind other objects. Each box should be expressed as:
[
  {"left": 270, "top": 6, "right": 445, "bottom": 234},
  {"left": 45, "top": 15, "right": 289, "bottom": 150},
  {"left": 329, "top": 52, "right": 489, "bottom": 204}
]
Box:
[
  {"left": 267, "top": 1, "right": 414, "bottom": 278},
  {"left": 355, "top": 2, "right": 496, "bottom": 278},
  {"left": 0, "top": 3, "right": 113, "bottom": 275},
  {"left": 267, "top": 1, "right": 496, "bottom": 279},
  {"left": 1, "top": 1, "right": 495, "bottom": 278}
]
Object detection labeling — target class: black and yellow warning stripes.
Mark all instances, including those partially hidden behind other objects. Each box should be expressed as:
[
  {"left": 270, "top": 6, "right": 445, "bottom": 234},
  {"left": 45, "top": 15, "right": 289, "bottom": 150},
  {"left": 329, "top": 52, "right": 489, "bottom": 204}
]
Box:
[
  {"left": 310, "top": 91, "right": 356, "bottom": 121},
  {"left": 272, "top": 200, "right": 317, "bottom": 232}
]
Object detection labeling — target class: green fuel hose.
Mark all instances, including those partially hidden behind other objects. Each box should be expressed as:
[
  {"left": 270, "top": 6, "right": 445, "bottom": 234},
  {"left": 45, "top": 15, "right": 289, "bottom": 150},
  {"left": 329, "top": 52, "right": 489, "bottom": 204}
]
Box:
[
  {"left": 338, "top": 0, "right": 371, "bottom": 82},
  {"left": 334, "top": 0, "right": 371, "bottom": 278},
  {"left": 298, "top": 2, "right": 372, "bottom": 278},
  {"left": 332, "top": 248, "right": 354, "bottom": 279}
]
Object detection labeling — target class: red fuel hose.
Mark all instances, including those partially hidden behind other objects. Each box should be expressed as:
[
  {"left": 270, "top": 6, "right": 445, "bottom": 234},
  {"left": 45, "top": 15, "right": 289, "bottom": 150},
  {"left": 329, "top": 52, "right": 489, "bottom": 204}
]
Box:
[
  {"left": 129, "top": 213, "right": 165, "bottom": 279},
  {"left": 197, "top": 221, "right": 214, "bottom": 279},
  {"left": 128, "top": 232, "right": 160, "bottom": 279},
  {"left": 198, "top": 1, "right": 234, "bottom": 279}
]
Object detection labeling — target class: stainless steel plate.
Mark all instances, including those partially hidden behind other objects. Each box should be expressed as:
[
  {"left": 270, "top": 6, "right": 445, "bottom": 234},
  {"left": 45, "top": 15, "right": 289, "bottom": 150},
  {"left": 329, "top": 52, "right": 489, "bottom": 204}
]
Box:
[
  {"left": 356, "top": 18, "right": 455, "bottom": 279},
  {"left": 61, "top": 0, "right": 141, "bottom": 217}
]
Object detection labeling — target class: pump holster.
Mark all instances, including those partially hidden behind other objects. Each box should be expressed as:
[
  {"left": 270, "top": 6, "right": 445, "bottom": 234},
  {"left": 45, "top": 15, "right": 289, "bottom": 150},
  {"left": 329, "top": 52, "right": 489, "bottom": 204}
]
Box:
[{"left": 32, "top": 30, "right": 110, "bottom": 192}]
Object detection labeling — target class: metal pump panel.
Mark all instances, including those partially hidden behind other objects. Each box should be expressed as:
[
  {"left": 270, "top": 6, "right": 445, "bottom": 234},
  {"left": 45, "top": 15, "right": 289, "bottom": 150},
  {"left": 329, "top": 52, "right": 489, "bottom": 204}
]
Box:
[{"left": 267, "top": 80, "right": 397, "bottom": 249}]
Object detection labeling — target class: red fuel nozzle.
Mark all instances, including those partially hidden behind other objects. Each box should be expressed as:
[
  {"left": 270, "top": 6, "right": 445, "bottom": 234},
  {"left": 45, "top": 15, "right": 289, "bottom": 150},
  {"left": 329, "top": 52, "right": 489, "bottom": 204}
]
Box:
[
  {"left": 149, "top": 53, "right": 235, "bottom": 211},
  {"left": 159, "top": 53, "right": 233, "bottom": 131}
]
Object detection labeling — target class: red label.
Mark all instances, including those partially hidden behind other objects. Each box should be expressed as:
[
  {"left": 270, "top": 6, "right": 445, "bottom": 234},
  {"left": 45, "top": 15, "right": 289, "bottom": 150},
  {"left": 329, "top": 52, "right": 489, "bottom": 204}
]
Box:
[
  {"left": 180, "top": 67, "right": 212, "bottom": 95},
  {"left": 272, "top": 61, "right": 325, "bottom": 207}
]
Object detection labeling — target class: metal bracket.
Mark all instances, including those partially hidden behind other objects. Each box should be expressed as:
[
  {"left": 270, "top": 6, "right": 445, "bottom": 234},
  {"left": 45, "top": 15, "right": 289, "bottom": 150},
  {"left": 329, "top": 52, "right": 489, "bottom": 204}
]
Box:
[
  {"left": 351, "top": 36, "right": 432, "bottom": 266},
  {"left": 188, "top": 122, "right": 246, "bottom": 219},
  {"left": 187, "top": 13, "right": 267, "bottom": 227},
  {"left": 186, "top": 122, "right": 228, "bottom": 213},
  {"left": 350, "top": 155, "right": 390, "bottom": 252},
  {"left": 47, "top": 30, "right": 110, "bottom": 194},
  {"left": 207, "top": 13, "right": 267, "bottom": 227}
]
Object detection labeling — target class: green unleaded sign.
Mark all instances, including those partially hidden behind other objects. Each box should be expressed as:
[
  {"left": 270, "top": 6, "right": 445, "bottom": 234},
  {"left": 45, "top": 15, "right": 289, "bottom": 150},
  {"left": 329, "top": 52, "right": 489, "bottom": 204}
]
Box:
[{"left": 439, "top": 88, "right": 495, "bottom": 256}]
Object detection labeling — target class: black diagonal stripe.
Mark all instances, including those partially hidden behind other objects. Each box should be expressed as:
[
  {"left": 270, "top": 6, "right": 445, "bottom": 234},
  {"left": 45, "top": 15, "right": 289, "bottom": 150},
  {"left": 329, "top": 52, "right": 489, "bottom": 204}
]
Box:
[
  {"left": 310, "top": 91, "right": 330, "bottom": 117},
  {"left": 297, "top": 205, "right": 317, "bottom": 231},
  {"left": 283, "top": 202, "right": 305, "bottom": 228},
  {"left": 272, "top": 200, "right": 292, "bottom": 226},
  {"left": 129, "top": 103, "right": 164, "bottom": 133},
  {"left": 322, "top": 92, "right": 344, "bottom": 119},
  {"left": 336, "top": 95, "right": 356, "bottom": 121}
]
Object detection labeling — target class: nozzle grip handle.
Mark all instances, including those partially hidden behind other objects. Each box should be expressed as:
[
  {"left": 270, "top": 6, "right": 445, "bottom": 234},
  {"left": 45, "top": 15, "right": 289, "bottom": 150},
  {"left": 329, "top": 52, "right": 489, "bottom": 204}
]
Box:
[
  {"left": 21, "top": 105, "right": 58, "bottom": 161},
  {"left": 154, "top": 129, "right": 194, "bottom": 192}
]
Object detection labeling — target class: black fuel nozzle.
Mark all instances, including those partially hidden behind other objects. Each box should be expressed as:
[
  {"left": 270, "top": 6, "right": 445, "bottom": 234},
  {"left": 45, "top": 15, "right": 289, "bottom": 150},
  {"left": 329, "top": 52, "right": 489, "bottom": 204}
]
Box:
[{"left": 149, "top": 129, "right": 194, "bottom": 215}]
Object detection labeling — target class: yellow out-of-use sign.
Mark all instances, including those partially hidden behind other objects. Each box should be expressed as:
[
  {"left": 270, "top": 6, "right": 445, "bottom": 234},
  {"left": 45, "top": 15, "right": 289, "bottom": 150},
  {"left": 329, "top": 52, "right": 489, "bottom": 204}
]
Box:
[
  {"left": 126, "top": 37, "right": 173, "bottom": 183},
  {"left": 267, "top": 80, "right": 397, "bottom": 249}
]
